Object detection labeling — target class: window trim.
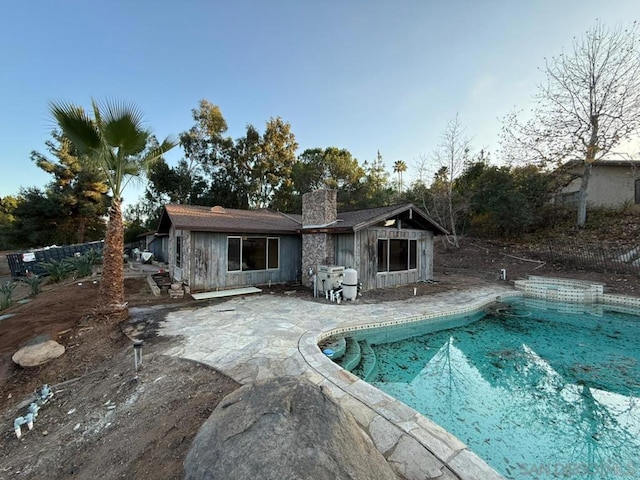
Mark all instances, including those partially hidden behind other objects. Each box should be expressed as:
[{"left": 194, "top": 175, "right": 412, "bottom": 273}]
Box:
[
  {"left": 227, "top": 235, "right": 280, "bottom": 272},
  {"left": 376, "top": 238, "right": 418, "bottom": 274}
]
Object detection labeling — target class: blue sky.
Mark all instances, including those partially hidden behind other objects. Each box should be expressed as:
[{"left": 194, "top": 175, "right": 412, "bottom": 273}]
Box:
[{"left": 1, "top": 1, "right": 638, "bottom": 205}]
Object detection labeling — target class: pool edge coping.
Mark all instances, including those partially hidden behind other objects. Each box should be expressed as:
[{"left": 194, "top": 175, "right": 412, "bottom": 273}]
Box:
[
  {"left": 298, "top": 290, "right": 518, "bottom": 480},
  {"left": 299, "top": 287, "right": 640, "bottom": 480}
]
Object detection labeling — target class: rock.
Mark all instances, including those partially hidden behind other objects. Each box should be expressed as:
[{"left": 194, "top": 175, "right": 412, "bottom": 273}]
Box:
[
  {"left": 12, "top": 340, "right": 65, "bottom": 367},
  {"left": 184, "top": 376, "right": 397, "bottom": 480}
]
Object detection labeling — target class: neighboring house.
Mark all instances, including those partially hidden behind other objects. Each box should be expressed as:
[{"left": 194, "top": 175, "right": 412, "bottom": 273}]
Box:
[
  {"left": 156, "top": 190, "right": 447, "bottom": 292},
  {"left": 556, "top": 160, "right": 640, "bottom": 208},
  {"left": 136, "top": 231, "right": 168, "bottom": 262}
]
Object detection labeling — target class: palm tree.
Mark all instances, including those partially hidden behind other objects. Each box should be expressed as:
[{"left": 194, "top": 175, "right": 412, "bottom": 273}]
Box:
[
  {"left": 50, "top": 99, "right": 176, "bottom": 318},
  {"left": 393, "top": 160, "right": 407, "bottom": 193}
]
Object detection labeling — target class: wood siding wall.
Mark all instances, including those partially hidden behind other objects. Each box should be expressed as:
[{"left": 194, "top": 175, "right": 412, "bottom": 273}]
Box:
[
  {"left": 188, "top": 232, "right": 301, "bottom": 291},
  {"left": 346, "top": 228, "right": 434, "bottom": 291}
]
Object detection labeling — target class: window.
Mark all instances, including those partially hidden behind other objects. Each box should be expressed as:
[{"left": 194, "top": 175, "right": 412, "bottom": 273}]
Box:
[
  {"left": 227, "top": 237, "right": 241, "bottom": 271},
  {"left": 377, "top": 238, "right": 418, "bottom": 273},
  {"left": 377, "top": 239, "right": 388, "bottom": 272},
  {"left": 268, "top": 238, "right": 279, "bottom": 269},
  {"left": 175, "top": 235, "right": 182, "bottom": 267},
  {"left": 227, "top": 236, "right": 279, "bottom": 272}
]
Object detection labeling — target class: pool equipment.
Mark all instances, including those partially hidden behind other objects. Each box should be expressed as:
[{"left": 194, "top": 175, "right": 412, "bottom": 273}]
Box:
[
  {"left": 317, "top": 265, "right": 344, "bottom": 294},
  {"left": 342, "top": 268, "right": 358, "bottom": 301}
]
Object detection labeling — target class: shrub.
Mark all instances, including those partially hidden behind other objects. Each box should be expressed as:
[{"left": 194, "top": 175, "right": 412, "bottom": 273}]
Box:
[
  {"left": 66, "top": 254, "right": 93, "bottom": 278},
  {"left": 0, "top": 281, "right": 17, "bottom": 310},
  {"left": 21, "top": 274, "right": 44, "bottom": 296},
  {"left": 41, "top": 259, "right": 73, "bottom": 283},
  {"left": 84, "top": 248, "right": 103, "bottom": 266}
]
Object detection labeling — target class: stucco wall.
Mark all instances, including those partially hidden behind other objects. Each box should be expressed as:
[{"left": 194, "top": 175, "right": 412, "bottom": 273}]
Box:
[{"left": 561, "top": 164, "right": 639, "bottom": 208}]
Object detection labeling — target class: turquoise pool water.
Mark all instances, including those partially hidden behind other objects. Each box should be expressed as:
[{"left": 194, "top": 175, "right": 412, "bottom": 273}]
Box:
[{"left": 359, "top": 299, "right": 640, "bottom": 479}]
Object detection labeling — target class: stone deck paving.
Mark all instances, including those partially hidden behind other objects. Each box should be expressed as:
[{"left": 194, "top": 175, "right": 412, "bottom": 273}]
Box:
[{"left": 159, "top": 285, "right": 515, "bottom": 480}]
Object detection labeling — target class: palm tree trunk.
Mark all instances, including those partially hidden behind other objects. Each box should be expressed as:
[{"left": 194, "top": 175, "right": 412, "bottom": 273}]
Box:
[{"left": 99, "top": 199, "right": 127, "bottom": 319}]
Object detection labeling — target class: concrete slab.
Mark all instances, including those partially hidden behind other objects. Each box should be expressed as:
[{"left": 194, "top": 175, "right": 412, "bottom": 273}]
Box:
[{"left": 191, "top": 287, "right": 262, "bottom": 300}]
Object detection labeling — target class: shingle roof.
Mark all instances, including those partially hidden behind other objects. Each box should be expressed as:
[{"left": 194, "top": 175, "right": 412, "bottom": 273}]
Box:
[
  {"left": 157, "top": 204, "right": 302, "bottom": 234},
  {"left": 157, "top": 203, "right": 447, "bottom": 236}
]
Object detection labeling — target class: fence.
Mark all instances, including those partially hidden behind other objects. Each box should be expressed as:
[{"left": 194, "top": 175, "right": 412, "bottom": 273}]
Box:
[
  {"left": 545, "top": 239, "right": 640, "bottom": 276},
  {"left": 6, "top": 240, "right": 104, "bottom": 278}
]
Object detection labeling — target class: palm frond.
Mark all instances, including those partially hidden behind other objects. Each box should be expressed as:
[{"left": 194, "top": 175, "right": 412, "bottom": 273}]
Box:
[
  {"left": 49, "top": 101, "right": 101, "bottom": 154},
  {"left": 99, "top": 98, "right": 149, "bottom": 155}
]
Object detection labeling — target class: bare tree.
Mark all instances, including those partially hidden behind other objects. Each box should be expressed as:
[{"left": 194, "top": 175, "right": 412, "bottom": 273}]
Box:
[
  {"left": 431, "top": 114, "right": 471, "bottom": 247},
  {"left": 501, "top": 20, "right": 640, "bottom": 227}
]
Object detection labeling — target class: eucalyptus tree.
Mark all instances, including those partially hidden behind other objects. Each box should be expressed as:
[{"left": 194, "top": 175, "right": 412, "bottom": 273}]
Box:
[
  {"left": 50, "top": 99, "right": 176, "bottom": 318},
  {"left": 501, "top": 20, "right": 640, "bottom": 227}
]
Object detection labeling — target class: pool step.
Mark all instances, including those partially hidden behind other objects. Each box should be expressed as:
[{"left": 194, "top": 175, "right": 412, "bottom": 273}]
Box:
[
  {"left": 352, "top": 340, "right": 378, "bottom": 382},
  {"left": 324, "top": 337, "right": 346, "bottom": 361},
  {"left": 336, "top": 337, "right": 361, "bottom": 371}
]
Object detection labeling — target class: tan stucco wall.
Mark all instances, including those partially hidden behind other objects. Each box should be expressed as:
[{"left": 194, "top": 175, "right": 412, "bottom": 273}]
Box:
[{"left": 561, "top": 164, "right": 638, "bottom": 207}]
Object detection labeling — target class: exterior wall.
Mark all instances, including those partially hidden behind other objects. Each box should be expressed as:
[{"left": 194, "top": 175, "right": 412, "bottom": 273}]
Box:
[
  {"left": 189, "top": 231, "right": 301, "bottom": 291},
  {"left": 560, "top": 164, "right": 639, "bottom": 208},
  {"left": 355, "top": 228, "right": 434, "bottom": 291},
  {"left": 335, "top": 233, "right": 356, "bottom": 269},
  {"left": 169, "top": 227, "right": 191, "bottom": 283}
]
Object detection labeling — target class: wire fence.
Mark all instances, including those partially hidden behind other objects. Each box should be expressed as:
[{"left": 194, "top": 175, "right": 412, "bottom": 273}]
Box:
[{"left": 545, "top": 239, "right": 640, "bottom": 276}]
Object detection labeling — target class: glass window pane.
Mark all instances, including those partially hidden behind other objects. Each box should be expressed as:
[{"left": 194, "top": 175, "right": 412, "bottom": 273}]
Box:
[
  {"left": 377, "top": 239, "right": 388, "bottom": 272},
  {"left": 227, "top": 237, "right": 241, "bottom": 271},
  {"left": 268, "top": 238, "right": 279, "bottom": 269},
  {"left": 389, "top": 239, "right": 408, "bottom": 271},
  {"left": 243, "top": 237, "right": 266, "bottom": 271},
  {"left": 175, "top": 236, "right": 181, "bottom": 267},
  {"left": 409, "top": 240, "right": 417, "bottom": 269}
]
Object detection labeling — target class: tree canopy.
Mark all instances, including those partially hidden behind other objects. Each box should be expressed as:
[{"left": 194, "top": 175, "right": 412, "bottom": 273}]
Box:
[{"left": 501, "top": 20, "right": 640, "bottom": 227}]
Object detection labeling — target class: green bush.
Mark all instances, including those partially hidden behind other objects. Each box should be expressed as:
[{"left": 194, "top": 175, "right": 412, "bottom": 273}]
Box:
[
  {"left": 20, "top": 274, "right": 44, "bottom": 296},
  {"left": 66, "top": 254, "right": 94, "bottom": 278},
  {"left": 41, "top": 259, "right": 74, "bottom": 283},
  {"left": 0, "top": 281, "right": 17, "bottom": 310},
  {"left": 84, "top": 248, "right": 103, "bottom": 266}
]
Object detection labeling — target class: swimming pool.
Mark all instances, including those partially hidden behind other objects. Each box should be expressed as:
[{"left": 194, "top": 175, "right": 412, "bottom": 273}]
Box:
[{"left": 343, "top": 298, "right": 640, "bottom": 479}]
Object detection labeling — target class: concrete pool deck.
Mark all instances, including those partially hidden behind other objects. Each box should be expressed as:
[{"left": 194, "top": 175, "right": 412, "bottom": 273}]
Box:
[{"left": 159, "top": 285, "right": 515, "bottom": 480}]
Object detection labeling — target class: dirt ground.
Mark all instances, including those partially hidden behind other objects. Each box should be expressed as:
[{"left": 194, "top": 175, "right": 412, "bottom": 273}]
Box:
[{"left": 1, "top": 239, "right": 639, "bottom": 479}]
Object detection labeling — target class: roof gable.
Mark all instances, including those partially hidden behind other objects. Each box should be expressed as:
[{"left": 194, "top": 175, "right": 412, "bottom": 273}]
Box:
[{"left": 301, "top": 204, "right": 448, "bottom": 235}]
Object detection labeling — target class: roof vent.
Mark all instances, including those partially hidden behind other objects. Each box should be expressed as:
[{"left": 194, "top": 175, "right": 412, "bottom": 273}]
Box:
[{"left": 210, "top": 206, "right": 226, "bottom": 214}]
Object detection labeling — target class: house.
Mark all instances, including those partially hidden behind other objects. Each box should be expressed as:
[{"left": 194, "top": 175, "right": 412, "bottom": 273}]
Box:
[
  {"left": 556, "top": 160, "right": 640, "bottom": 208},
  {"left": 156, "top": 190, "right": 447, "bottom": 292},
  {"left": 136, "top": 231, "right": 168, "bottom": 262}
]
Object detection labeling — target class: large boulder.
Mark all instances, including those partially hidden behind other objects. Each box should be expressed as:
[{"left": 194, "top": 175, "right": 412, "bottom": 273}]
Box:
[
  {"left": 12, "top": 340, "right": 65, "bottom": 367},
  {"left": 184, "top": 376, "right": 397, "bottom": 480}
]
